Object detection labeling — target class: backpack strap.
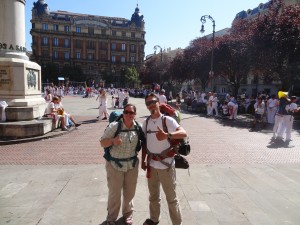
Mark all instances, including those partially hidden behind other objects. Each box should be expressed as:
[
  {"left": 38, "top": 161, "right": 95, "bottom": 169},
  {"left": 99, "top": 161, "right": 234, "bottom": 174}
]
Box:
[{"left": 104, "top": 120, "right": 143, "bottom": 168}]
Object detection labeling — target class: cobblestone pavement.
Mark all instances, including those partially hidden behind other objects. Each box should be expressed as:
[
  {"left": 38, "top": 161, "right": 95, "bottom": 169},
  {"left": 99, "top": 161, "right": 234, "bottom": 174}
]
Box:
[
  {"left": 0, "top": 95, "right": 299, "bottom": 165},
  {"left": 1, "top": 95, "right": 300, "bottom": 225}
]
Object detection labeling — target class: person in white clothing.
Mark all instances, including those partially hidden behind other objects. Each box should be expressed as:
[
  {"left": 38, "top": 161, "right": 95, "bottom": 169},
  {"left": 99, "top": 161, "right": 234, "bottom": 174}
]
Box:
[
  {"left": 158, "top": 89, "right": 168, "bottom": 104},
  {"left": 118, "top": 89, "right": 125, "bottom": 109},
  {"left": 285, "top": 96, "right": 300, "bottom": 142},
  {"left": 96, "top": 89, "right": 109, "bottom": 120},
  {"left": 206, "top": 92, "right": 213, "bottom": 116},
  {"left": 251, "top": 97, "right": 265, "bottom": 128},
  {"left": 267, "top": 94, "right": 278, "bottom": 124},
  {"left": 211, "top": 93, "right": 219, "bottom": 116},
  {"left": 141, "top": 93, "right": 187, "bottom": 225}
]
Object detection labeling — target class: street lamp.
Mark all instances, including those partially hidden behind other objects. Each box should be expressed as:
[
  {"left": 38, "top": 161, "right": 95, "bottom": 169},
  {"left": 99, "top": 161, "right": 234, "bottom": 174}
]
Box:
[
  {"left": 200, "top": 15, "right": 215, "bottom": 90},
  {"left": 154, "top": 45, "right": 163, "bottom": 88}
]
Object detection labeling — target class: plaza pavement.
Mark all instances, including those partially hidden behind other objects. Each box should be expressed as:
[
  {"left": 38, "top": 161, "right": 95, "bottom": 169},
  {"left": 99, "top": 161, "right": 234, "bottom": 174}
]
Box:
[{"left": 0, "top": 95, "right": 300, "bottom": 225}]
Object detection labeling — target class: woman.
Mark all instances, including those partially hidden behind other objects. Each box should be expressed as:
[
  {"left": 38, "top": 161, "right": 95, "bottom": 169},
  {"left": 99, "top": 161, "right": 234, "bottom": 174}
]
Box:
[
  {"left": 96, "top": 89, "right": 109, "bottom": 120},
  {"left": 100, "top": 104, "right": 143, "bottom": 225}
]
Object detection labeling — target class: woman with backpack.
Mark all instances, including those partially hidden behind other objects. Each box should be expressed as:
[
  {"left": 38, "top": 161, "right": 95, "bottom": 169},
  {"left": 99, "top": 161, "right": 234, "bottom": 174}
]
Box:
[{"left": 100, "top": 104, "right": 144, "bottom": 225}]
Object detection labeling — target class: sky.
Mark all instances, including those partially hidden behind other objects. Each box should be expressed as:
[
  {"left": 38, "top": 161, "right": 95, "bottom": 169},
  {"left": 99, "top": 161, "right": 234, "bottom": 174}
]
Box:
[{"left": 24, "top": 0, "right": 269, "bottom": 56}]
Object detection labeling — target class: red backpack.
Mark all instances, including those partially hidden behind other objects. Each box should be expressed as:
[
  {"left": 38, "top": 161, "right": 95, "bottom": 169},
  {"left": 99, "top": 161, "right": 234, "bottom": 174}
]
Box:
[{"left": 159, "top": 103, "right": 181, "bottom": 123}]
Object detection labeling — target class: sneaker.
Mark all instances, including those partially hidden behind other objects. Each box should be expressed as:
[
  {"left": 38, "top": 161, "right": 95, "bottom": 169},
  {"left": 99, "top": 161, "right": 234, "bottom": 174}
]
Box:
[
  {"left": 102, "top": 117, "right": 107, "bottom": 120},
  {"left": 61, "top": 127, "right": 68, "bottom": 131},
  {"left": 96, "top": 116, "right": 99, "bottom": 119},
  {"left": 75, "top": 123, "right": 81, "bottom": 127}
]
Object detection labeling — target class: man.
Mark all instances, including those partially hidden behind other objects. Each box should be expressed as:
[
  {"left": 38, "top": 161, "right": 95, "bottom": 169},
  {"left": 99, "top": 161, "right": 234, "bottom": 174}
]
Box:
[
  {"left": 158, "top": 89, "right": 168, "bottom": 104},
  {"left": 141, "top": 93, "right": 187, "bottom": 225},
  {"left": 272, "top": 91, "right": 290, "bottom": 141}
]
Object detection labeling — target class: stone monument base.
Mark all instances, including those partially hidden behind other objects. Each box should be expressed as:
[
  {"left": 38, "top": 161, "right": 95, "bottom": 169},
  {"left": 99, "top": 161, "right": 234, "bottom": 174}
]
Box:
[{"left": 0, "top": 118, "right": 53, "bottom": 140}]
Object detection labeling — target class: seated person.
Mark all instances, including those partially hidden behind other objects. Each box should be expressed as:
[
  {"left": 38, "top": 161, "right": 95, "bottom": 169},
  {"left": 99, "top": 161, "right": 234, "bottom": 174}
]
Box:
[
  {"left": 252, "top": 97, "right": 266, "bottom": 128},
  {"left": 44, "top": 96, "right": 68, "bottom": 131},
  {"left": 56, "top": 96, "right": 81, "bottom": 128}
]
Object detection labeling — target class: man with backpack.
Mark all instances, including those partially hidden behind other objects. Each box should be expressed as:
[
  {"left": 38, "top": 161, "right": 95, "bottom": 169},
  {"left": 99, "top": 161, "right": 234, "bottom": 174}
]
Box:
[
  {"left": 100, "top": 103, "right": 145, "bottom": 225},
  {"left": 141, "top": 93, "right": 187, "bottom": 225}
]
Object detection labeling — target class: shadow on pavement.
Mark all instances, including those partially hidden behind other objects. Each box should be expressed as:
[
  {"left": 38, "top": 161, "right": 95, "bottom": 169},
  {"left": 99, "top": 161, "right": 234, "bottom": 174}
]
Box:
[{"left": 81, "top": 119, "right": 99, "bottom": 124}]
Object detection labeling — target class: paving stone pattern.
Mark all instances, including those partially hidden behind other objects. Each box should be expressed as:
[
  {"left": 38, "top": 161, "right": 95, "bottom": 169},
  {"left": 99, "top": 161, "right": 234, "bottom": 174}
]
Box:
[{"left": 0, "top": 95, "right": 300, "bottom": 225}]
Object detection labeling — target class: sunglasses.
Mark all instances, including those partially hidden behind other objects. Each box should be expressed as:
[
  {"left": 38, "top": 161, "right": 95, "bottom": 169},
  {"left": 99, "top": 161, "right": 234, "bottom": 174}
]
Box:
[
  {"left": 145, "top": 100, "right": 158, "bottom": 106},
  {"left": 123, "top": 110, "right": 135, "bottom": 115}
]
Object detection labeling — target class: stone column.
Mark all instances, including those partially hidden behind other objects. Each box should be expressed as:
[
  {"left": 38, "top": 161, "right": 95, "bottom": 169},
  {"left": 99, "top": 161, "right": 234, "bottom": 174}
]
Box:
[
  {"left": 0, "top": 0, "right": 28, "bottom": 60},
  {"left": 0, "top": 0, "right": 46, "bottom": 121}
]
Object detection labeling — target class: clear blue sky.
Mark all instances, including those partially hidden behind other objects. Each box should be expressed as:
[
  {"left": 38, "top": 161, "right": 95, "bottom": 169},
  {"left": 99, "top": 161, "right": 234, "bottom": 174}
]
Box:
[{"left": 25, "top": 0, "right": 268, "bottom": 56}]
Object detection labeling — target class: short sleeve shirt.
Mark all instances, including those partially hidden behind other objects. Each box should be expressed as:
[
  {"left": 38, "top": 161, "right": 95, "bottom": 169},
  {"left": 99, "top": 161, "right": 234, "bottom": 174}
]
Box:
[
  {"left": 100, "top": 119, "right": 140, "bottom": 172},
  {"left": 142, "top": 115, "right": 180, "bottom": 169}
]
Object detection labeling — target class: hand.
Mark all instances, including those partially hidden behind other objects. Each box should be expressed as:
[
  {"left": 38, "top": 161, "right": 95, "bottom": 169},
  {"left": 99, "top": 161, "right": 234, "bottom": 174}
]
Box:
[
  {"left": 156, "top": 126, "right": 168, "bottom": 141},
  {"left": 113, "top": 135, "right": 122, "bottom": 146},
  {"left": 141, "top": 161, "right": 147, "bottom": 171}
]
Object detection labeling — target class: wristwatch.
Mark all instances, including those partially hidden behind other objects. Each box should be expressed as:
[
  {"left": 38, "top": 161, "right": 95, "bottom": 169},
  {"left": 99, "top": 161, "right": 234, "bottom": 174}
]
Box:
[{"left": 167, "top": 133, "right": 173, "bottom": 140}]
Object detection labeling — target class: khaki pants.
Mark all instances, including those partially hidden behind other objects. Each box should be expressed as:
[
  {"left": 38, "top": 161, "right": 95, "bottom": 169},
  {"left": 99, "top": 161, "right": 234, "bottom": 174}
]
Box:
[
  {"left": 106, "top": 160, "right": 139, "bottom": 221},
  {"left": 148, "top": 166, "right": 182, "bottom": 225}
]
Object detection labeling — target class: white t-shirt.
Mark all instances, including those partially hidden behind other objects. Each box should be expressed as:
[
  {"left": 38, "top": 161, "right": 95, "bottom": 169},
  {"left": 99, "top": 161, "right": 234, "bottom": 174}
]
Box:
[
  {"left": 142, "top": 115, "right": 180, "bottom": 169},
  {"left": 158, "top": 94, "right": 167, "bottom": 104}
]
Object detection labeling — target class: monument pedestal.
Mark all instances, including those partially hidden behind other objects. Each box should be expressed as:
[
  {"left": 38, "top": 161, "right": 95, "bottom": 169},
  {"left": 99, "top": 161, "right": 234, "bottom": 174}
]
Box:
[{"left": 0, "top": 58, "right": 50, "bottom": 139}]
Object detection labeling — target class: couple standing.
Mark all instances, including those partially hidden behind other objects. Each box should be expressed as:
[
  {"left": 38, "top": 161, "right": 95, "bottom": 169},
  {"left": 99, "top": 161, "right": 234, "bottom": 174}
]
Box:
[{"left": 100, "top": 93, "right": 187, "bottom": 225}]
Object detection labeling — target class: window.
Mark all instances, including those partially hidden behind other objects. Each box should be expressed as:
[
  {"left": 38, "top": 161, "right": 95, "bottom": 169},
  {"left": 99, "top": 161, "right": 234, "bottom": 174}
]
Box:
[
  {"left": 122, "top": 31, "right": 126, "bottom": 37},
  {"left": 32, "top": 23, "right": 35, "bottom": 29},
  {"left": 64, "top": 25, "right": 69, "bottom": 32},
  {"left": 54, "top": 51, "right": 58, "bottom": 59},
  {"left": 141, "top": 45, "right": 144, "bottom": 51},
  {"left": 64, "top": 52, "right": 70, "bottom": 59},
  {"left": 64, "top": 39, "right": 69, "bottom": 47},
  {"left": 101, "top": 29, "right": 106, "bottom": 35},
  {"left": 121, "top": 56, "right": 126, "bottom": 63},
  {"left": 130, "top": 56, "right": 135, "bottom": 63},
  {"left": 42, "top": 23, "right": 48, "bottom": 30},
  {"left": 88, "top": 53, "right": 94, "bottom": 60},
  {"left": 88, "top": 27, "right": 94, "bottom": 35},
  {"left": 101, "top": 54, "right": 106, "bottom": 61},
  {"left": 76, "top": 27, "right": 81, "bottom": 33},
  {"left": 42, "top": 50, "right": 49, "bottom": 57},
  {"left": 111, "top": 55, "right": 116, "bottom": 63},
  {"left": 141, "top": 34, "right": 145, "bottom": 39},
  {"left": 43, "top": 37, "right": 48, "bottom": 45},
  {"left": 76, "top": 40, "right": 81, "bottom": 48},
  {"left": 131, "top": 32, "right": 135, "bottom": 38},
  {"left": 111, "top": 43, "right": 116, "bottom": 51},
  {"left": 53, "top": 24, "right": 59, "bottom": 31},
  {"left": 76, "top": 52, "right": 81, "bottom": 59},
  {"left": 130, "top": 44, "right": 135, "bottom": 52},
  {"left": 87, "top": 40, "right": 94, "bottom": 49},
  {"left": 53, "top": 37, "right": 58, "bottom": 46},
  {"left": 121, "top": 43, "right": 126, "bottom": 51},
  {"left": 112, "top": 30, "right": 116, "bottom": 36}
]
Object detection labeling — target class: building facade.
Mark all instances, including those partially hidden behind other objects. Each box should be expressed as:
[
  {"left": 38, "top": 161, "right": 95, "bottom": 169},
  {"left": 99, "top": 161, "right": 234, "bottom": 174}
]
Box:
[{"left": 30, "top": 0, "right": 146, "bottom": 87}]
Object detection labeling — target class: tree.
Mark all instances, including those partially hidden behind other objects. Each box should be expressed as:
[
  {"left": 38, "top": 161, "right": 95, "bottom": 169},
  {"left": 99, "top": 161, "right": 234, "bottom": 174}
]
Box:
[
  {"left": 124, "top": 66, "right": 140, "bottom": 88},
  {"left": 41, "top": 62, "right": 59, "bottom": 83},
  {"left": 250, "top": 0, "right": 300, "bottom": 90},
  {"left": 61, "top": 65, "right": 84, "bottom": 82}
]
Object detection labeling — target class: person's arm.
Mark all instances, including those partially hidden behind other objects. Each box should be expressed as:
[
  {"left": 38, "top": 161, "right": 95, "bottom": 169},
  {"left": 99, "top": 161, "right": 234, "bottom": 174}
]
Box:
[{"left": 100, "top": 136, "right": 121, "bottom": 148}]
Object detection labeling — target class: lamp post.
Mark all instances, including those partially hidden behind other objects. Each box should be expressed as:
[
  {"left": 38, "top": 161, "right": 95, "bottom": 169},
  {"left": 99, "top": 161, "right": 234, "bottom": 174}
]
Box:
[
  {"left": 154, "top": 45, "right": 163, "bottom": 88},
  {"left": 200, "top": 15, "right": 215, "bottom": 90}
]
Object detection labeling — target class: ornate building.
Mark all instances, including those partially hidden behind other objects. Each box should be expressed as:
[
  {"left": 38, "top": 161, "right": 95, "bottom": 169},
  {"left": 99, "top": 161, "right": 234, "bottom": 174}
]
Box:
[{"left": 30, "top": 0, "right": 146, "bottom": 87}]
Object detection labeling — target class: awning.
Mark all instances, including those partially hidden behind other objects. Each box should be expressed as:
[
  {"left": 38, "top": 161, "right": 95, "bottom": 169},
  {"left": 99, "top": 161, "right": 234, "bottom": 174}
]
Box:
[{"left": 58, "top": 77, "right": 65, "bottom": 81}]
